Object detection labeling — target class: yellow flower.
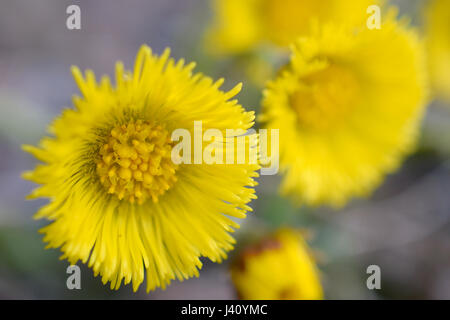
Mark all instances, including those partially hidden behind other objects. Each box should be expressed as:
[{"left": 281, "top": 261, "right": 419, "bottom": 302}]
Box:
[
  {"left": 425, "top": 0, "right": 450, "bottom": 102},
  {"left": 23, "top": 45, "right": 259, "bottom": 292},
  {"left": 230, "top": 228, "right": 323, "bottom": 300},
  {"left": 206, "top": 0, "right": 379, "bottom": 54},
  {"left": 260, "top": 16, "right": 428, "bottom": 207}
]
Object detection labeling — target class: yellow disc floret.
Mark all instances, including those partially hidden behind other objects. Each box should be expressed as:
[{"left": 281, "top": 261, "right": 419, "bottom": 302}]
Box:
[
  {"left": 290, "top": 64, "right": 360, "bottom": 131},
  {"left": 96, "top": 119, "right": 177, "bottom": 204}
]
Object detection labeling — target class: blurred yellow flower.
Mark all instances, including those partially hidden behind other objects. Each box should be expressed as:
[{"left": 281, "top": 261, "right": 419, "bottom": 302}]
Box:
[
  {"left": 230, "top": 228, "right": 323, "bottom": 300},
  {"left": 425, "top": 0, "right": 450, "bottom": 102},
  {"left": 23, "top": 45, "right": 259, "bottom": 292},
  {"left": 205, "top": 0, "right": 379, "bottom": 54},
  {"left": 260, "top": 16, "right": 428, "bottom": 207}
]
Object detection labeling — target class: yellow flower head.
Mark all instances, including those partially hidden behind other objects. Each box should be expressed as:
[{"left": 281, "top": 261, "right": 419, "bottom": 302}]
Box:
[
  {"left": 260, "top": 16, "right": 428, "bottom": 207},
  {"left": 23, "top": 45, "right": 259, "bottom": 292},
  {"left": 206, "top": 0, "right": 380, "bottom": 54},
  {"left": 230, "top": 228, "right": 323, "bottom": 300},
  {"left": 425, "top": 0, "right": 450, "bottom": 102}
]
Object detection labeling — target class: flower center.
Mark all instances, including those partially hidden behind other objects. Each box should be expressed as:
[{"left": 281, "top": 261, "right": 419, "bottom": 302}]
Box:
[
  {"left": 290, "top": 64, "right": 360, "bottom": 131},
  {"left": 96, "top": 119, "right": 177, "bottom": 204}
]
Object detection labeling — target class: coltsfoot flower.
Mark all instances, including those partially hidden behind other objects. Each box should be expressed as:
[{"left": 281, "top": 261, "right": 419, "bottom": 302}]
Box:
[
  {"left": 425, "top": 0, "right": 450, "bottom": 102},
  {"left": 260, "top": 16, "right": 428, "bottom": 207},
  {"left": 23, "top": 45, "right": 259, "bottom": 292},
  {"left": 230, "top": 228, "right": 323, "bottom": 300},
  {"left": 205, "top": 0, "right": 379, "bottom": 55}
]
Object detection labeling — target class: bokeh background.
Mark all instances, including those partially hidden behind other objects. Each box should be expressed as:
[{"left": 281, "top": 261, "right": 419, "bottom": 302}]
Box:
[{"left": 0, "top": 0, "right": 449, "bottom": 299}]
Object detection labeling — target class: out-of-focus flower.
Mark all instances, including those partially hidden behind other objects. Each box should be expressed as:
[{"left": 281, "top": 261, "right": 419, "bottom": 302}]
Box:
[
  {"left": 205, "top": 0, "right": 379, "bottom": 55},
  {"left": 425, "top": 0, "right": 450, "bottom": 102},
  {"left": 230, "top": 228, "right": 323, "bottom": 300},
  {"left": 23, "top": 45, "right": 259, "bottom": 292},
  {"left": 260, "top": 15, "right": 428, "bottom": 207}
]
